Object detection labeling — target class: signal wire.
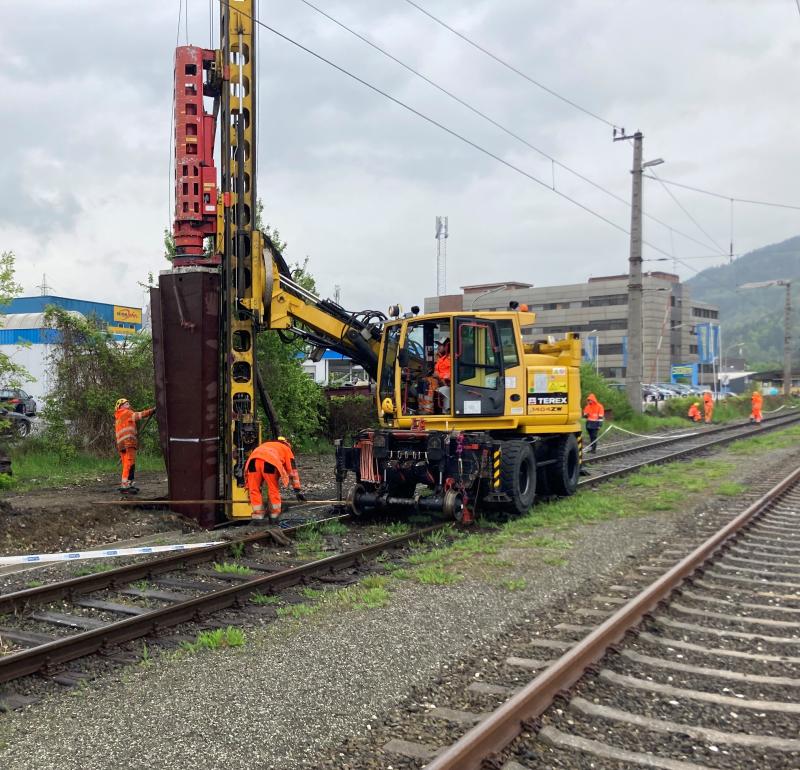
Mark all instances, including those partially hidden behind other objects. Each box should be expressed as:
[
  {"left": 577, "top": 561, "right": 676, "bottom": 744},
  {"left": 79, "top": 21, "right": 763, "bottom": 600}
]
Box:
[
  {"left": 217, "top": 1, "right": 711, "bottom": 268},
  {"left": 291, "top": 0, "right": 726, "bottom": 258},
  {"left": 399, "top": 0, "right": 620, "bottom": 130}
]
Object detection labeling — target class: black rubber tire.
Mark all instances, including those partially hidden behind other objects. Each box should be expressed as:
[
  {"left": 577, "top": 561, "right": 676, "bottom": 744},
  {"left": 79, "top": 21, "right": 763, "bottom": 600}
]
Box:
[
  {"left": 500, "top": 441, "right": 536, "bottom": 516},
  {"left": 545, "top": 434, "right": 580, "bottom": 497},
  {"left": 13, "top": 419, "right": 30, "bottom": 438}
]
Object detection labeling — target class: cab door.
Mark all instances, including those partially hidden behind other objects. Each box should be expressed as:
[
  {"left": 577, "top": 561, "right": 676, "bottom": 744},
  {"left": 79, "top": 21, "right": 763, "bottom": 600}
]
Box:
[{"left": 453, "top": 317, "right": 505, "bottom": 417}]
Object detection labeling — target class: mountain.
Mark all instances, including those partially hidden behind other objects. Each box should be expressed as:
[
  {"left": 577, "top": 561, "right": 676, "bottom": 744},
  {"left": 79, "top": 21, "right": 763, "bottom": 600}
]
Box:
[{"left": 686, "top": 235, "right": 800, "bottom": 370}]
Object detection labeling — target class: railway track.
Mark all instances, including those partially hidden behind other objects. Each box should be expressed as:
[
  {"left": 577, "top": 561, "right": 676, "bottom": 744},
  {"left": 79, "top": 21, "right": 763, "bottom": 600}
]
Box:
[
  {"left": 581, "top": 410, "right": 799, "bottom": 484},
  {"left": 588, "top": 409, "right": 795, "bottom": 465},
  {"left": 0, "top": 519, "right": 447, "bottom": 699},
  {"left": 396, "top": 462, "right": 800, "bottom": 769},
  {"left": 0, "top": 413, "right": 797, "bottom": 708}
]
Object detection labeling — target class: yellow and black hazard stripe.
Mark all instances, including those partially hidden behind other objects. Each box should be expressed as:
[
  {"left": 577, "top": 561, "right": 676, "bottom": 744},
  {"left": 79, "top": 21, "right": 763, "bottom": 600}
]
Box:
[
  {"left": 577, "top": 432, "right": 583, "bottom": 463},
  {"left": 493, "top": 448, "right": 501, "bottom": 488}
]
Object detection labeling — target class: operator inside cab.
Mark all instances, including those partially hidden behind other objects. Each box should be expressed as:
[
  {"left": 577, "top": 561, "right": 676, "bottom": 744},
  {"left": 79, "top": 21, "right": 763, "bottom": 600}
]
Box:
[{"left": 434, "top": 337, "right": 451, "bottom": 411}]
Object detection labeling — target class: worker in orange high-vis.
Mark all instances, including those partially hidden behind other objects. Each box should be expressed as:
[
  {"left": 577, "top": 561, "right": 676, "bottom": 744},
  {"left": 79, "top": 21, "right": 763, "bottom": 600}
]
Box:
[
  {"left": 582, "top": 393, "right": 605, "bottom": 454},
  {"left": 434, "top": 338, "right": 451, "bottom": 411},
  {"left": 750, "top": 390, "right": 763, "bottom": 424},
  {"left": 687, "top": 402, "right": 702, "bottom": 423},
  {"left": 114, "top": 398, "right": 155, "bottom": 493},
  {"left": 702, "top": 391, "right": 714, "bottom": 423},
  {"left": 245, "top": 437, "right": 306, "bottom": 522}
]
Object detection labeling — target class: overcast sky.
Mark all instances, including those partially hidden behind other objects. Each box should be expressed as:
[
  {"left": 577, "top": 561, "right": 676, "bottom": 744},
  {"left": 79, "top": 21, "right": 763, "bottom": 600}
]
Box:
[{"left": 1, "top": 0, "right": 798, "bottom": 314}]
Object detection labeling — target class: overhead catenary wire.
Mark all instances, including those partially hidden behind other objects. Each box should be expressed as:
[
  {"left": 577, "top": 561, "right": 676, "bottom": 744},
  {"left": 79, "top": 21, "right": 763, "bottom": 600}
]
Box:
[
  {"left": 642, "top": 175, "right": 800, "bottom": 211},
  {"left": 649, "top": 169, "right": 727, "bottom": 256},
  {"left": 291, "top": 0, "right": 727, "bottom": 259},
  {"left": 398, "top": 0, "right": 620, "bottom": 131},
  {"left": 218, "top": 1, "right": 716, "bottom": 268}
]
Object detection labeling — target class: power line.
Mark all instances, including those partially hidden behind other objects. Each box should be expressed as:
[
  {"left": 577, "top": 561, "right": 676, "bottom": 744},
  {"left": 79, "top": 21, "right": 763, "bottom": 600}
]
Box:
[
  {"left": 399, "top": 0, "right": 620, "bottom": 130},
  {"left": 642, "top": 174, "right": 800, "bottom": 211},
  {"left": 650, "top": 169, "right": 726, "bottom": 255},
  {"left": 292, "top": 0, "right": 725, "bottom": 257},
  {"left": 217, "top": 1, "right": 695, "bottom": 267}
]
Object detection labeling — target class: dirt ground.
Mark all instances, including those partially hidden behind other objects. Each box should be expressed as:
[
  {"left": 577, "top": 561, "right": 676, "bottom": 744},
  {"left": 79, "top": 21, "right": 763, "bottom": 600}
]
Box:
[{"left": 0, "top": 453, "right": 340, "bottom": 557}]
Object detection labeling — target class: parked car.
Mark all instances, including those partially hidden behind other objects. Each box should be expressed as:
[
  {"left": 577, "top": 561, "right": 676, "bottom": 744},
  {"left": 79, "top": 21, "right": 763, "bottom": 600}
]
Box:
[
  {"left": 0, "top": 407, "right": 32, "bottom": 438},
  {"left": 0, "top": 388, "right": 36, "bottom": 417}
]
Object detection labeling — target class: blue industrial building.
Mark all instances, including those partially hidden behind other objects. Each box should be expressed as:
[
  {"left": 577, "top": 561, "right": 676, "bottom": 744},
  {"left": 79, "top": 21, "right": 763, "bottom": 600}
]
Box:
[{"left": 0, "top": 295, "right": 143, "bottom": 404}]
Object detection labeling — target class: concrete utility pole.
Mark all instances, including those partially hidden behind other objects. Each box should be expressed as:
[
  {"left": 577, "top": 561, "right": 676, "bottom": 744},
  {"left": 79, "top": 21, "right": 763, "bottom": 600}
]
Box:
[
  {"left": 739, "top": 279, "right": 793, "bottom": 400},
  {"left": 614, "top": 130, "right": 663, "bottom": 413}
]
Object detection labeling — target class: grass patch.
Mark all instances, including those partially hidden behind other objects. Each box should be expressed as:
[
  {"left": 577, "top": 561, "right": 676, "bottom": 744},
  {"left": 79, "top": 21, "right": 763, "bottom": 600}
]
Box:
[
  {"left": 131, "top": 580, "right": 150, "bottom": 592},
  {"left": 250, "top": 592, "right": 282, "bottom": 606},
  {"left": 408, "top": 565, "right": 462, "bottom": 585},
  {"left": 384, "top": 521, "right": 411, "bottom": 537},
  {"left": 24, "top": 579, "right": 43, "bottom": 589},
  {"left": 501, "top": 577, "right": 527, "bottom": 591},
  {"left": 276, "top": 602, "right": 318, "bottom": 620},
  {"left": 317, "top": 519, "right": 348, "bottom": 536},
  {"left": 212, "top": 562, "right": 253, "bottom": 576},
  {"left": 181, "top": 626, "right": 245, "bottom": 653},
  {"left": 228, "top": 542, "right": 245, "bottom": 560},
  {"left": 542, "top": 555, "right": 568, "bottom": 567},
  {"left": 717, "top": 481, "right": 745, "bottom": 497},
  {"left": 295, "top": 527, "right": 326, "bottom": 558},
  {"left": 5, "top": 445, "right": 164, "bottom": 492},
  {"left": 650, "top": 490, "right": 683, "bottom": 511},
  {"left": 72, "top": 562, "right": 114, "bottom": 577}
]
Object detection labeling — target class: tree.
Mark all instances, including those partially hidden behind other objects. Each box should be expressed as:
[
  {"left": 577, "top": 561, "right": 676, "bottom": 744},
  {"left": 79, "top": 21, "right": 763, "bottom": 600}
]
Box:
[
  {"left": 41, "top": 308, "right": 157, "bottom": 456},
  {"left": 0, "top": 251, "right": 32, "bottom": 389}
]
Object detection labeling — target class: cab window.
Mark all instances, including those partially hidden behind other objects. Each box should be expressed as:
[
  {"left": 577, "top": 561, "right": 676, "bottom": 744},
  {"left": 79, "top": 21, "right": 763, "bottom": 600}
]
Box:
[
  {"left": 456, "top": 322, "right": 501, "bottom": 388},
  {"left": 497, "top": 320, "right": 520, "bottom": 367},
  {"left": 379, "top": 324, "right": 401, "bottom": 404}
]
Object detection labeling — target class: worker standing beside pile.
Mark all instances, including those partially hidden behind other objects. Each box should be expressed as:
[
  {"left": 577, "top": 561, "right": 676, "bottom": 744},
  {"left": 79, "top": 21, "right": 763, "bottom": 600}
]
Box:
[
  {"left": 245, "top": 437, "right": 306, "bottom": 522},
  {"left": 582, "top": 393, "right": 605, "bottom": 454},
  {"left": 114, "top": 398, "right": 155, "bottom": 493}
]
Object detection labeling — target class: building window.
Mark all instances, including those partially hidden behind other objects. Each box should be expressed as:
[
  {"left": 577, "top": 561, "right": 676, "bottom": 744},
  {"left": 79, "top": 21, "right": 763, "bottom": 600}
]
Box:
[
  {"left": 588, "top": 294, "right": 627, "bottom": 307},
  {"left": 692, "top": 307, "right": 719, "bottom": 319},
  {"left": 591, "top": 318, "right": 627, "bottom": 331},
  {"left": 689, "top": 345, "right": 698, "bottom": 354},
  {"left": 598, "top": 343, "right": 624, "bottom": 355}
]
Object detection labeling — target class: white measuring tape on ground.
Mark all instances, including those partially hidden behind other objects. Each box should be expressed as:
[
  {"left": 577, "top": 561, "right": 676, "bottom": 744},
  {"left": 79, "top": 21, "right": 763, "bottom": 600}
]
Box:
[{"left": 0, "top": 541, "right": 225, "bottom": 567}]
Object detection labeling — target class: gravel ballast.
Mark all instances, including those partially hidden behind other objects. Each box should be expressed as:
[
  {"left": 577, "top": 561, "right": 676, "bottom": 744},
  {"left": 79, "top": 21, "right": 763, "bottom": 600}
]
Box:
[{"left": 1, "top": 442, "right": 799, "bottom": 769}]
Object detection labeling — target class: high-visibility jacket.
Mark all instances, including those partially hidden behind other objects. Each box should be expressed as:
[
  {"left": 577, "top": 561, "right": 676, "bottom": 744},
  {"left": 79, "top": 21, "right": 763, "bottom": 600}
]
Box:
[
  {"left": 114, "top": 406, "right": 155, "bottom": 450},
  {"left": 583, "top": 395, "right": 604, "bottom": 422},
  {"left": 751, "top": 392, "right": 763, "bottom": 408},
  {"left": 688, "top": 404, "right": 701, "bottom": 422},
  {"left": 417, "top": 376, "right": 438, "bottom": 415},
  {"left": 434, "top": 353, "right": 451, "bottom": 382},
  {"left": 703, "top": 393, "right": 713, "bottom": 407},
  {"left": 246, "top": 441, "right": 300, "bottom": 490}
]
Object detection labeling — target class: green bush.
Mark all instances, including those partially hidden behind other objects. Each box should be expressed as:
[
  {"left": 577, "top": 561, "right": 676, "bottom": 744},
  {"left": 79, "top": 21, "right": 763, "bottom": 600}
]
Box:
[
  {"left": 326, "top": 395, "right": 376, "bottom": 440},
  {"left": 579, "top": 364, "right": 633, "bottom": 421}
]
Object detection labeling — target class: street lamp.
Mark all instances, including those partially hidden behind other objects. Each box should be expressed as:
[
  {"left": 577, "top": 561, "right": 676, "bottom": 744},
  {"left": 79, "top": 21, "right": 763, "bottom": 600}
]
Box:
[
  {"left": 738, "top": 280, "right": 792, "bottom": 399},
  {"left": 469, "top": 284, "right": 510, "bottom": 310}
]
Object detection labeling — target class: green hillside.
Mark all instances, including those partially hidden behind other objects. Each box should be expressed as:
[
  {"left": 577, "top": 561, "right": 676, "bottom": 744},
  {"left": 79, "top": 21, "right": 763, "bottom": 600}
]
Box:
[{"left": 686, "top": 235, "right": 800, "bottom": 370}]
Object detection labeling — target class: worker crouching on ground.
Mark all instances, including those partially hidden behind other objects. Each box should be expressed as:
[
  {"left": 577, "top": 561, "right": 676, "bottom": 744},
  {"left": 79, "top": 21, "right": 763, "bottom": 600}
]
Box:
[
  {"left": 114, "top": 398, "right": 155, "bottom": 493},
  {"left": 703, "top": 391, "right": 714, "bottom": 423},
  {"left": 750, "top": 390, "right": 763, "bottom": 424},
  {"left": 687, "top": 402, "right": 702, "bottom": 422},
  {"left": 583, "top": 393, "right": 605, "bottom": 454},
  {"left": 245, "top": 436, "right": 306, "bottom": 522}
]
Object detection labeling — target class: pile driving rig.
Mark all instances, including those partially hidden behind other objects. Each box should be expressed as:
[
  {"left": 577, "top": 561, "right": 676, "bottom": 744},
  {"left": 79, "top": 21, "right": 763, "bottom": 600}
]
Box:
[{"left": 151, "top": 0, "right": 583, "bottom": 529}]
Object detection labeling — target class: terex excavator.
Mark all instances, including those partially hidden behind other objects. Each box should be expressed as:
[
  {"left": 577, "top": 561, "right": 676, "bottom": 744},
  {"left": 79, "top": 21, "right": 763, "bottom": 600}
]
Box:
[{"left": 151, "top": 0, "right": 583, "bottom": 529}]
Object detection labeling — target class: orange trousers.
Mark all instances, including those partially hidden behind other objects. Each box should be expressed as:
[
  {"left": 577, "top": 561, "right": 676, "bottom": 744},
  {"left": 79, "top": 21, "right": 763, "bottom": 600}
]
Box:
[
  {"left": 245, "top": 458, "right": 282, "bottom": 517},
  {"left": 751, "top": 406, "right": 762, "bottom": 423},
  {"left": 704, "top": 404, "right": 713, "bottom": 423},
  {"left": 119, "top": 447, "right": 136, "bottom": 484}
]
